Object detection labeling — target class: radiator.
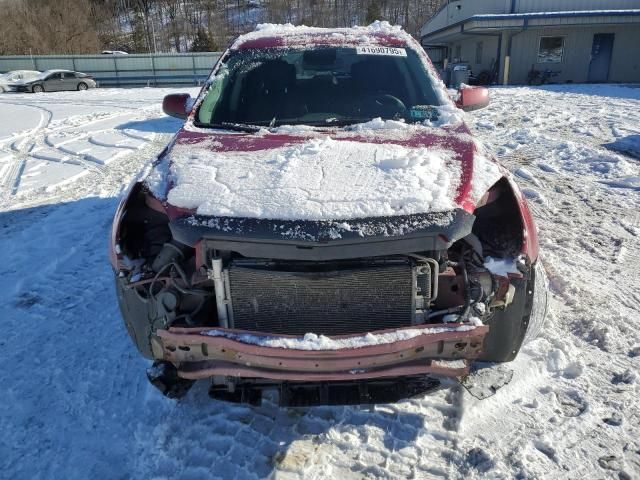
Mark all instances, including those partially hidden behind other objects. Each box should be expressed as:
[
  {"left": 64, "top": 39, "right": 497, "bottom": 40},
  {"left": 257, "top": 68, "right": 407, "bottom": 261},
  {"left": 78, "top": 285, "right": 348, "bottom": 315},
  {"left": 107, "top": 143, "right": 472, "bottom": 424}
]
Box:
[{"left": 228, "top": 261, "right": 418, "bottom": 335}]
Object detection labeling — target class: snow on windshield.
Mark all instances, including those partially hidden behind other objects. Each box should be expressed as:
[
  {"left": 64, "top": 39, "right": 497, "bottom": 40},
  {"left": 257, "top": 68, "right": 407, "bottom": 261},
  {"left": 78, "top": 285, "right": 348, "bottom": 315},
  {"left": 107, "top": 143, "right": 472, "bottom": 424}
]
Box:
[
  {"left": 193, "top": 45, "right": 445, "bottom": 128},
  {"left": 144, "top": 22, "right": 489, "bottom": 221},
  {"left": 188, "top": 21, "right": 457, "bottom": 130}
]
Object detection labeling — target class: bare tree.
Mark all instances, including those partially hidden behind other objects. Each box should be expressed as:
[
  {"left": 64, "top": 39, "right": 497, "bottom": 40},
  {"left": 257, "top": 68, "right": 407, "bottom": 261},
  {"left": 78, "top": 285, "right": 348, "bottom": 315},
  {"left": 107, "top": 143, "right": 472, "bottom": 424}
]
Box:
[
  {"left": 0, "top": 0, "right": 102, "bottom": 54},
  {"left": 0, "top": 0, "right": 445, "bottom": 55}
]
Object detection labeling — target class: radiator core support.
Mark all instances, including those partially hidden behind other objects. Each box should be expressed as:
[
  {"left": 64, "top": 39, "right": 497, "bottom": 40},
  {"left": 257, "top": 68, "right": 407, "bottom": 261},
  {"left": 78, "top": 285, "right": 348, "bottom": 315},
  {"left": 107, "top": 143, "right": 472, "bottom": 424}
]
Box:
[{"left": 209, "top": 257, "right": 438, "bottom": 336}]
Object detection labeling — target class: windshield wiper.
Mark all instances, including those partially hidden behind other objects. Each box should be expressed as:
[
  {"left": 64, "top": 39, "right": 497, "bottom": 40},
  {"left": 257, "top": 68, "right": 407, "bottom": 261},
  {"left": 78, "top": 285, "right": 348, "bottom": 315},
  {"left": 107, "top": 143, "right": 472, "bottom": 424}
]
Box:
[
  {"left": 206, "top": 122, "right": 262, "bottom": 133},
  {"left": 269, "top": 118, "right": 374, "bottom": 128},
  {"left": 321, "top": 118, "right": 375, "bottom": 127}
]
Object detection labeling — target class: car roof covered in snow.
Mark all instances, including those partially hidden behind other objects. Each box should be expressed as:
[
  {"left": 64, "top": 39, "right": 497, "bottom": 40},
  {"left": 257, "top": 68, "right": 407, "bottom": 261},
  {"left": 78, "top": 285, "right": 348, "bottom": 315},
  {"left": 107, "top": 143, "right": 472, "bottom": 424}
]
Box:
[{"left": 231, "top": 21, "right": 413, "bottom": 50}]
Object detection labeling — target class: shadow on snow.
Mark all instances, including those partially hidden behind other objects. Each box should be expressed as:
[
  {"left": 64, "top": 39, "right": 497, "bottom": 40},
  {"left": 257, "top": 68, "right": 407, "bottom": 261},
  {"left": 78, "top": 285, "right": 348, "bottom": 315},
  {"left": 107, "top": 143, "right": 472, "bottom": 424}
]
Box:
[
  {"left": 117, "top": 116, "right": 185, "bottom": 134},
  {"left": 0, "top": 197, "right": 459, "bottom": 480}
]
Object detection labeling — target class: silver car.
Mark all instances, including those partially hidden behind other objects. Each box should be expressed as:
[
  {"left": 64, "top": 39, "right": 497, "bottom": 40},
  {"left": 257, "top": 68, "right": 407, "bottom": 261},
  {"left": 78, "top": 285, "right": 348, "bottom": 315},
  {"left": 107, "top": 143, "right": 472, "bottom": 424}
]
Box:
[{"left": 10, "top": 69, "right": 97, "bottom": 93}]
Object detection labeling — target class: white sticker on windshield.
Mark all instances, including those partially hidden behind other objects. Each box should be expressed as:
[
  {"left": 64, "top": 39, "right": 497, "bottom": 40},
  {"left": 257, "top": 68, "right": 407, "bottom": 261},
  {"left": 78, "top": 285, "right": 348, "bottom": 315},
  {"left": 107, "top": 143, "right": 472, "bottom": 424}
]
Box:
[{"left": 356, "top": 46, "right": 407, "bottom": 57}]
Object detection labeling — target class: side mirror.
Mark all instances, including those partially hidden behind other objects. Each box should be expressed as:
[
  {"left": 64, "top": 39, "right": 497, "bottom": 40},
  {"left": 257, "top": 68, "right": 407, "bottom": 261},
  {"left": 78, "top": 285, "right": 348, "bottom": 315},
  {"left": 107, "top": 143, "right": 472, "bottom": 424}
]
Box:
[
  {"left": 162, "top": 93, "right": 192, "bottom": 119},
  {"left": 456, "top": 86, "right": 489, "bottom": 112}
]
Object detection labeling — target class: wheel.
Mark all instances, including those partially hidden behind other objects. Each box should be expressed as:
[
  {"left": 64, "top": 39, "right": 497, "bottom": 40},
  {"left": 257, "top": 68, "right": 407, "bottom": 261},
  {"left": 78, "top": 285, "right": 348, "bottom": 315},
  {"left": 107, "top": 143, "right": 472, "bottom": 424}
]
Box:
[
  {"left": 77, "top": 82, "right": 88, "bottom": 91},
  {"left": 32, "top": 84, "right": 44, "bottom": 93}
]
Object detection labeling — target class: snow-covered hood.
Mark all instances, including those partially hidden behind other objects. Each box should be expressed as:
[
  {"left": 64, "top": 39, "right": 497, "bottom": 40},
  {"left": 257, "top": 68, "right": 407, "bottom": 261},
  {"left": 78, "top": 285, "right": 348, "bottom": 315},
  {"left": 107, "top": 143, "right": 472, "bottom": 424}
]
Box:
[{"left": 145, "top": 122, "right": 503, "bottom": 221}]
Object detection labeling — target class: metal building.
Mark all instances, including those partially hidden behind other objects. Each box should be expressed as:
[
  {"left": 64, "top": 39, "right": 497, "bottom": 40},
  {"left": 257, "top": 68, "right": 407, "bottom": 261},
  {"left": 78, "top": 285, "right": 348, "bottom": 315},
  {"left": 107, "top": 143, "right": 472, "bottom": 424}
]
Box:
[{"left": 420, "top": 0, "right": 640, "bottom": 85}]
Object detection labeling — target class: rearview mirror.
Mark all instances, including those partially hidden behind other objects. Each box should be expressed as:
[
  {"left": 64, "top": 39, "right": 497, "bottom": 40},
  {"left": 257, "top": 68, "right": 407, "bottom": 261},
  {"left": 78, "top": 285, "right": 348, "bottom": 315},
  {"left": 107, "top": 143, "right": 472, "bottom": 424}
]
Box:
[
  {"left": 162, "top": 93, "right": 192, "bottom": 119},
  {"left": 456, "top": 86, "right": 489, "bottom": 112}
]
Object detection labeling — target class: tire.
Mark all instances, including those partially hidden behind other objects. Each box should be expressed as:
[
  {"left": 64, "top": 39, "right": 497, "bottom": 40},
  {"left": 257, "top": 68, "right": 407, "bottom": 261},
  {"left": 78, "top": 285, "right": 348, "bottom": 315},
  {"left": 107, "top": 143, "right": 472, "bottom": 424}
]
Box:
[
  {"left": 479, "top": 261, "right": 546, "bottom": 362},
  {"left": 77, "top": 82, "right": 88, "bottom": 91},
  {"left": 32, "top": 84, "right": 44, "bottom": 93}
]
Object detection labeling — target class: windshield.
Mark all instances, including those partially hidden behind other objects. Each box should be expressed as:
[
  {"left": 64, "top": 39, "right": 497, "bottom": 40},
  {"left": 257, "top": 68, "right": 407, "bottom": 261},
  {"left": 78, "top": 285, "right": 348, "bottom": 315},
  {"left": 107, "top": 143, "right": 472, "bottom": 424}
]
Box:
[{"left": 195, "top": 46, "right": 444, "bottom": 128}]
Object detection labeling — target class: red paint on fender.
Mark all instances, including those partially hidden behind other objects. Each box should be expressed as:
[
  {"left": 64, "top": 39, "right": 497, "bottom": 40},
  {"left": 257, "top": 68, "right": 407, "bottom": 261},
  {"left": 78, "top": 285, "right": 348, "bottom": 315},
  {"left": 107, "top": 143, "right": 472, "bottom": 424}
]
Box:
[
  {"left": 506, "top": 175, "right": 540, "bottom": 262},
  {"left": 109, "top": 182, "right": 139, "bottom": 270}
]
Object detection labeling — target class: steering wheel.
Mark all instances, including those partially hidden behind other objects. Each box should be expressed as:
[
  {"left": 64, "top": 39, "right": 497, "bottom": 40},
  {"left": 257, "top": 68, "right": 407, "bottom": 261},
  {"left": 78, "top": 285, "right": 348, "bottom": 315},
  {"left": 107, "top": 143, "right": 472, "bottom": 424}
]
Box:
[{"left": 360, "top": 93, "right": 407, "bottom": 118}]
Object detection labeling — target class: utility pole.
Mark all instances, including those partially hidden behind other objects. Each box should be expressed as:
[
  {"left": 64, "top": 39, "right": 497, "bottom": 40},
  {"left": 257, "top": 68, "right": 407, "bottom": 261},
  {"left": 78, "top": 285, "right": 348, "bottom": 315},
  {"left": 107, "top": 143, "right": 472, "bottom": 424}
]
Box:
[{"left": 151, "top": 17, "right": 158, "bottom": 53}]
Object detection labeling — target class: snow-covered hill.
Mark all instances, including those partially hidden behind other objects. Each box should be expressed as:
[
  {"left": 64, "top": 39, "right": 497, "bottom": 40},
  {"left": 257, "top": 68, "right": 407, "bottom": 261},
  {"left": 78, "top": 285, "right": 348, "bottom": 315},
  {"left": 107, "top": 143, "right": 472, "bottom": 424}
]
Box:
[{"left": 0, "top": 85, "right": 638, "bottom": 479}]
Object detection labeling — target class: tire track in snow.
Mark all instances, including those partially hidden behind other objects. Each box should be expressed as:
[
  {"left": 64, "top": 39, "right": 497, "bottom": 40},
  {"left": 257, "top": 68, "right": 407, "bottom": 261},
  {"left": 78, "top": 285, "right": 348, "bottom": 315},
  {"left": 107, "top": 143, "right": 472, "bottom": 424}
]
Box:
[
  {"left": 0, "top": 105, "right": 165, "bottom": 204},
  {"left": 3, "top": 86, "right": 640, "bottom": 480},
  {"left": 129, "top": 388, "right": 465, "bottom": 479},
  {"left": 0, "top": 104, "right": 52, "bottom": 200}
]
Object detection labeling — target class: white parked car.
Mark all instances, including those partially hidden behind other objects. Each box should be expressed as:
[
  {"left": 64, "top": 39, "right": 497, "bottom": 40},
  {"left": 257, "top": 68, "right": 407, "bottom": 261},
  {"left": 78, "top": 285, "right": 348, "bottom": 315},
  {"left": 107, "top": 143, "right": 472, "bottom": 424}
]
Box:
[{"left": 0, "top": 70, "right": 41, "bottom": 92}]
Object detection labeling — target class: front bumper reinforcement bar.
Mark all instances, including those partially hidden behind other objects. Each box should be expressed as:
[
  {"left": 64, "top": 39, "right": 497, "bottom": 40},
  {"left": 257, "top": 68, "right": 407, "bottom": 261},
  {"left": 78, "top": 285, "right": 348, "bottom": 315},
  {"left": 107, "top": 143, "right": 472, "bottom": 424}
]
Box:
[{"left": 152, "top": 323, "right": 489, "bottom": 381}]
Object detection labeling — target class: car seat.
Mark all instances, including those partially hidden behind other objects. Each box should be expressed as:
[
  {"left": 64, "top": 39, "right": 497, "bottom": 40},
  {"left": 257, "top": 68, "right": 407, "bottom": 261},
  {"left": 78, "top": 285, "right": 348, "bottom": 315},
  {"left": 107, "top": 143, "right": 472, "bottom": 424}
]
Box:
[{"left": 237, "top": 60, "right": 299, "bottom": 123}]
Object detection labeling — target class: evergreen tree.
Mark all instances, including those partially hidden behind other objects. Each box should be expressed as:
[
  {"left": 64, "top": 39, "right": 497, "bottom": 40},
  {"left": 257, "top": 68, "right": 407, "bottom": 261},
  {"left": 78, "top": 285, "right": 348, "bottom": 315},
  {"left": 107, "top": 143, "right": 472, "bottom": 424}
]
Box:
[
  {"left": 190, "top": 28, "right": 215, "bottom": 52},
  {"left": 365, "top": 1, "right": 382, "bottom": 24}
]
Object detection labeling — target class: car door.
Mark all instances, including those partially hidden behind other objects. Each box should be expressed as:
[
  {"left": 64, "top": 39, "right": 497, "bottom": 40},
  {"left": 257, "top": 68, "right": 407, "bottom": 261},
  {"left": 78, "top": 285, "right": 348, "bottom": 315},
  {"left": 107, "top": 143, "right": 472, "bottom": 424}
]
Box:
[
  {"left": 588, "top": 34, "right": 615, "bottom": 83},
  {"left": 44, "top": 72, "right": 64, "bottom": 91},
  {"left": 61, "top": 72, "right": 78, "bottom": 91}
]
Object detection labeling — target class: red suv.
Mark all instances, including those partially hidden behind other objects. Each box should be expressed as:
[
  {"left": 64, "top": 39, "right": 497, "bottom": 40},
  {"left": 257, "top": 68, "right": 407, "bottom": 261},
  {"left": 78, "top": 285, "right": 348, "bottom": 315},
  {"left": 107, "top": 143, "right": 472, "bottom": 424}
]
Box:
[{"left": 110, "top": 23, "right": 547, "bottom": 405}]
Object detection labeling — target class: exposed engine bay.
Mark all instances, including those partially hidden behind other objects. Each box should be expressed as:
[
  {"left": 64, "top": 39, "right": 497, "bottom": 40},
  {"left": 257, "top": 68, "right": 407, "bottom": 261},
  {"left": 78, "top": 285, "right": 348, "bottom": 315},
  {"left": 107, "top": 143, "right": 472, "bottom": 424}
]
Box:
[{"left": 113, "top": 180, "right": 537, "bottom": 405}]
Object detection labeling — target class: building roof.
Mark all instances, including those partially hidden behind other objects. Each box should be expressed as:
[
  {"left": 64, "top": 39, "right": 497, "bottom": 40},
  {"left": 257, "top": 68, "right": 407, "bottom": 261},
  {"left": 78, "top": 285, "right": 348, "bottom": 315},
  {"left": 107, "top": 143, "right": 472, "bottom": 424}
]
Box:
[
  {"left": 422, "top": 8, "right": 640, "bottom": 42},
  {"left": 472, "top": 9, "right": 640, "bottom": 20}
]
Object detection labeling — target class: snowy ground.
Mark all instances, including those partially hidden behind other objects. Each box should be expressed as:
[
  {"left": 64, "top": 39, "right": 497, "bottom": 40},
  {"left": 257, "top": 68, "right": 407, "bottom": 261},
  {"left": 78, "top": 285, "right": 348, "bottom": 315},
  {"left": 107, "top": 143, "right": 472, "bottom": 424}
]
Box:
[{"left": 1, "top": 85, "right": 639, "bottom": 479}]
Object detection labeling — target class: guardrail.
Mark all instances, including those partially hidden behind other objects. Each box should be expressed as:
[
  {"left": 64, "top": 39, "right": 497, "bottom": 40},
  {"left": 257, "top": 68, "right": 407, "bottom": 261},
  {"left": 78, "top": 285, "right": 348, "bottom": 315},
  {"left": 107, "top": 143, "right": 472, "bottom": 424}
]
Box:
[{"left": 0, "top": 52, "right": 222, "bottom": 87}]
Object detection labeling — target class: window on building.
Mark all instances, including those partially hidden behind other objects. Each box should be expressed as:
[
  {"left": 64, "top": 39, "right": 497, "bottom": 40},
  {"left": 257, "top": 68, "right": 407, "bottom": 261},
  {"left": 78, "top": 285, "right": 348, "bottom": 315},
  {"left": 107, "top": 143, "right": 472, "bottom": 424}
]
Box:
[
  {"left": 455, "top": 44, "right": 461, "bottom": 61},
  {"left": 537, "top": 36, "right": 565, "bottom": 63},
  {"left": 475, "top": 41, "right": 483, "bottom": 64}
]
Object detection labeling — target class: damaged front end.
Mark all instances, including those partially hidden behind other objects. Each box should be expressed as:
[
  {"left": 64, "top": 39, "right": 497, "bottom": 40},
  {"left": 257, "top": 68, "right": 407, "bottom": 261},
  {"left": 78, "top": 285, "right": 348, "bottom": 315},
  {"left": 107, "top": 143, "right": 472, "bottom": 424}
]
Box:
[
  {"left": 151, "top": 324, "right": 487, "bottom": 405},
  {"left": 111, "top": 179, "right": 542, "bottom": 406}
]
